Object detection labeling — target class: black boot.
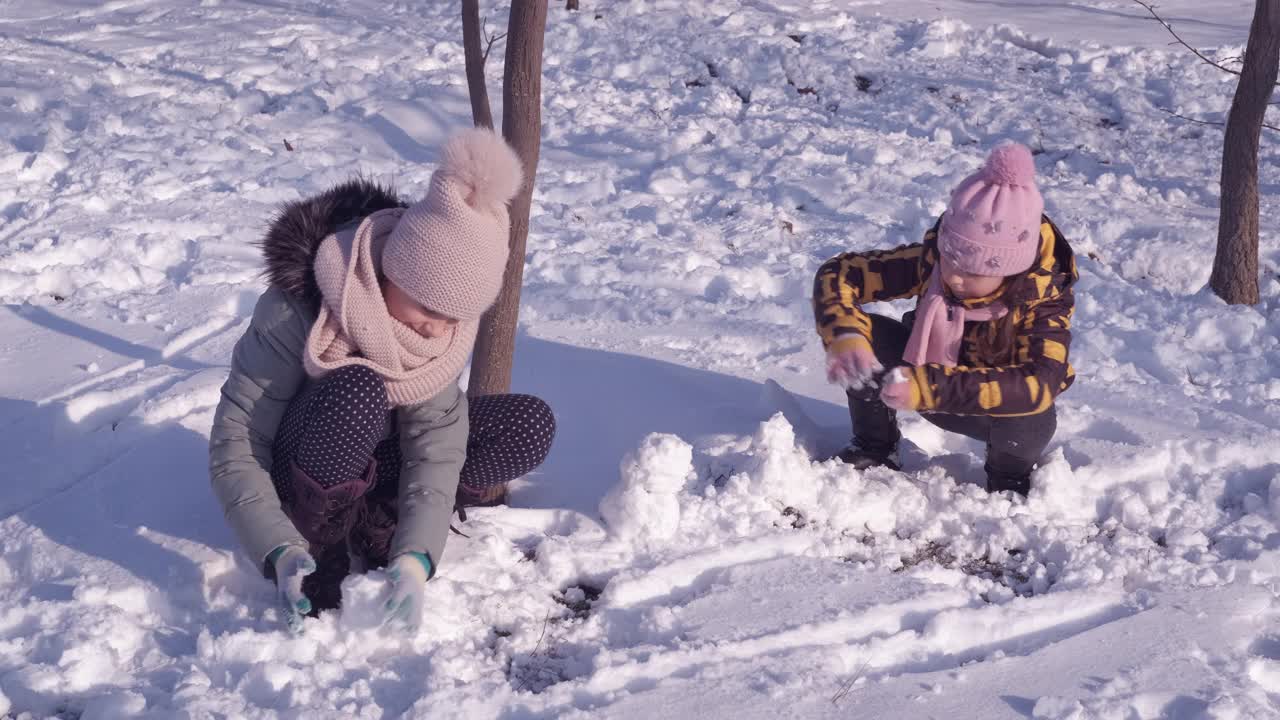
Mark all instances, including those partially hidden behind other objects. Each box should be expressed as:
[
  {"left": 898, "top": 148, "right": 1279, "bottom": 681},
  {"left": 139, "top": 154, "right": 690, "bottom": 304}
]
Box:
[
  {"left": 457, "top": 482, "right": 508, "bottom": 508},
  {"left": 983, "top": 442, "right": 1038, "bottom": 496},
  {"left": 301, "top": 541, "right": 350, "bottom": 614},
  {"left": 834, "top": 436, "right": 902, "bottom": 471},
  {"left": 985, "top": 464, "right": 1031, "bottom": 496},
  {"left": 840, "top": 383, "right": 903, "bottom": 471}
]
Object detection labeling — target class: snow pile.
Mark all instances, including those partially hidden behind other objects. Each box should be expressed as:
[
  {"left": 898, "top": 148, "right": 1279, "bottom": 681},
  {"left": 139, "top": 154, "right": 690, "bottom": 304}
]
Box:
[{"left": 599, "top": 433, "right": 694, "bottom": 543}]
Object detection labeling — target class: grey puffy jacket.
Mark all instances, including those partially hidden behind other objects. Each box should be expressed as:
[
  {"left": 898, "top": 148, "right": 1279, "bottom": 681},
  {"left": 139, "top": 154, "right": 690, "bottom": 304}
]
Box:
[{"left": 208, "top": 180, "right": 467, "bottom": 577}]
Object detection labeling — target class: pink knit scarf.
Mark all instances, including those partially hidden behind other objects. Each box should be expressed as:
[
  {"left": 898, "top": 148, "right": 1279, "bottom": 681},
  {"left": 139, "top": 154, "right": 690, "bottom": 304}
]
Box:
[
  {"left": 903, "top": 271, "right": 1008, "bottom": 367},
  {"left": 303, "top": 209, "right": 478, "bottom": 406}
]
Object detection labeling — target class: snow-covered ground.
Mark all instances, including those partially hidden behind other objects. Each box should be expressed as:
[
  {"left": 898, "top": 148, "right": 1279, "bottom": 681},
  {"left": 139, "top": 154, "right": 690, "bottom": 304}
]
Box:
[{"left": 2, "top": 0, "right": 1279, "bottom": 718}]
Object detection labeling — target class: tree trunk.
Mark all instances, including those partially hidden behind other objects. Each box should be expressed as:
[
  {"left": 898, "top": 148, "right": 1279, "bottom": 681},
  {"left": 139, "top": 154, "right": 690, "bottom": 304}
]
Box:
[
  {"left": 468, "top": 0, "right": 548, "bottom": 398},
  {"left": 461, "top": 0, "right": 494, "bottom": 129},
  {"left": 566, "top": 0, "right": 579, "bottom": 10},
  {"left": 1211, "top": 0, "right": 1279, "bottom": 305}
]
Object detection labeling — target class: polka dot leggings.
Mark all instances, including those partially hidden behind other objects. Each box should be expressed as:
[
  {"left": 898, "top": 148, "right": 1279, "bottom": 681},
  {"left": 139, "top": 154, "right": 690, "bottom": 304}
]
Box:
[{"left": 270, "top": 365, "right": 556, "bottom": 554}]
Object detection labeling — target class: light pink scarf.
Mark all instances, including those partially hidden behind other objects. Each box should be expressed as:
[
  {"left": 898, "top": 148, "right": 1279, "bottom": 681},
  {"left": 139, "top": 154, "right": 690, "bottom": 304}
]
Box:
[
  {"left": 303, "top": 209, "right": 478, "bottom": 406},
  {"left": 903, "top": 271, "right": 1008, "bottom": 367}
]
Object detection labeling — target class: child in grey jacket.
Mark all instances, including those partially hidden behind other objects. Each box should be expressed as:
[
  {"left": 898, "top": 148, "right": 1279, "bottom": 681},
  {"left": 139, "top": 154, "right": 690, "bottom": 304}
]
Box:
[{"left": 209, "top": 129, "right": 555, "bottom": 632}]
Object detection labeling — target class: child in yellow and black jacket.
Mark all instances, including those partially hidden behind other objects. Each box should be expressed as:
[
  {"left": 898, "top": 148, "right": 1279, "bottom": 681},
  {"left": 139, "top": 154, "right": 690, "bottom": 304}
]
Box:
[{"left": 812, "top": 141, "right": 1077, "bottom": 495}]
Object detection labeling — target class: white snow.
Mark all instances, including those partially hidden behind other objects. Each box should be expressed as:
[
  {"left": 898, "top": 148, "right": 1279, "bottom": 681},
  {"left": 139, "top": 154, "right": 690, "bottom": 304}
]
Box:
[
  {"left": 599, "top": 433, "right": 694, "bottom": 544},
  {"left": 2, "top": 0, "right": 1279, "bottom": 718}
]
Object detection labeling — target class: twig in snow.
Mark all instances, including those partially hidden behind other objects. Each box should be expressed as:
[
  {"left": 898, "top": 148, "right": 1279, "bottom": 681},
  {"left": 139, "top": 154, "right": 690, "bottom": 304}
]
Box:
[
  {"left": 831, "top": 655, "right": 873, "bottom": 704},
  {"left": 531, "top": 610, "right": 551, "bottom": 656},
  {"left": 786, "top": 76, "right": 819, "bottom": 98},
  {"left": 513, "top": 610, "right": 553, "bottom": 693}
]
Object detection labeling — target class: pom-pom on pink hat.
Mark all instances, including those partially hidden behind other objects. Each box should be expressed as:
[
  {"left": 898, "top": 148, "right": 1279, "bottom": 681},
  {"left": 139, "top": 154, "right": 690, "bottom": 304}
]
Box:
[
  {"left": 938, "top": 140, "right": 1044, "bottom": 277},
  {"left": 382, "top": 128, "right": 524, "bottom": 321}
]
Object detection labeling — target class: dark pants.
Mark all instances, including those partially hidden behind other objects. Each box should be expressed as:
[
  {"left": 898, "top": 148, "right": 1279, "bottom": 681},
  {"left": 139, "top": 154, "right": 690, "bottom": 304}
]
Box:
[
  {"left": 848, "top": 314, "right": 1056, "bottom": 482},
  {"left": 269, "top": 365, "right": 555, "bottom": 570}
]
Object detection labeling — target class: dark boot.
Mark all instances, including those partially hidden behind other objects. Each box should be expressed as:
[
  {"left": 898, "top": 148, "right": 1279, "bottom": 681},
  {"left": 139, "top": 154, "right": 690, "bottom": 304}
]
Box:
[
  {"left": 981, "top": 409, "right": 1055, "bottom": 497},
  {"left": 302, "top": 541, "right": 349, "bottom": 614},
  {"left": 985, "top": 462, "right": 1031, "bottom": 496},
  {"left": 835, "top": 313, "right": 912, "bottom": 473},
  {"left": 834, "top": 436, "right": 902, "bottom": 471},
  {"left": 841, "top": 386, "right": 903, "bottom": 471},
  {"left": 456, "top": 482, "right": 508, "bottom": 508},
  {"left": 349, "top": 494, "right": 397, "bottom": 571},
  {"left": 284, "top": 460, "right": 376, "bottom": 547}
]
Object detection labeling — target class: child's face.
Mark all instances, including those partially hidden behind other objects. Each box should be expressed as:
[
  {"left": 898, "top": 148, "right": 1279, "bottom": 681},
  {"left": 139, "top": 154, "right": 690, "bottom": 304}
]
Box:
[
  {"left": 383, "top": 281, "right": 460, "bottom": 339},
  {"left": 939, "top": 254, "right": 1005, "bottom": 299}
]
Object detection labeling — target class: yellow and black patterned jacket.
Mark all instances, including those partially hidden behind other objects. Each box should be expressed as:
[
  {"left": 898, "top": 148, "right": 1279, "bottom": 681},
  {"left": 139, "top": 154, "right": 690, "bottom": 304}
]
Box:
[{"left": 813, "top": 215, "right": 1077, "bottom": 417}]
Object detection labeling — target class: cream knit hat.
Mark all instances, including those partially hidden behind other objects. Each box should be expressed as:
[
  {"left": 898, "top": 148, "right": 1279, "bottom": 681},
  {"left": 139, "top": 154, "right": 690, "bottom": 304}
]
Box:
[{"left": 382, "top": 128, "right": 524, "bottom": 321}]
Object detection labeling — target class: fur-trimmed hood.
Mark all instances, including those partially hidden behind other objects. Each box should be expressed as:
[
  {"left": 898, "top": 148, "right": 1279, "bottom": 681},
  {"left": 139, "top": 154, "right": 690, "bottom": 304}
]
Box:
[{"left": 258, "top": 178, "right": 407, "bottom": 312}]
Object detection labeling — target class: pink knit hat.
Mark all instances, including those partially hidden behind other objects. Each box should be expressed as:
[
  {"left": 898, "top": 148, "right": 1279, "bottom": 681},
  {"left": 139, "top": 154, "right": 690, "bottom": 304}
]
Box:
[
  {"left": 938, "top": 141, "right": 1044, "bottom": 277},
  {"left": 382, "top": 128, "right": 523, "bottom": 321}
]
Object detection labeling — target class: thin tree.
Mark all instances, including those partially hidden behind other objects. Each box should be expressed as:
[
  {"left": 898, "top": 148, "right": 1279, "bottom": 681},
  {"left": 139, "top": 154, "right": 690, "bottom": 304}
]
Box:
[
  {"left": 1210, "top": 0, "right": 1279, "bottom": 305},
  {"left": 462, "top": 0, "right": 505, "bottom": 130},
  {"left": 463, "top": 0, "right": 549, "bottom": 396}
]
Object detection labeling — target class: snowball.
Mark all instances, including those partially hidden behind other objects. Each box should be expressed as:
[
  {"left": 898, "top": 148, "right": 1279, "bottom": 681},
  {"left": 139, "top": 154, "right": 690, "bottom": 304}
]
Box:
[{"left": 339, "top": 571, "right": 393, "bottom": 632}]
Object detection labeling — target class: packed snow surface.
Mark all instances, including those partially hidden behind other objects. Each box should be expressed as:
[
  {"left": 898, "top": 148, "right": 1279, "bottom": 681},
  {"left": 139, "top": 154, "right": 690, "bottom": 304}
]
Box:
[{"left": 1, "top": 0, "right": 1278, "bottom": 718}]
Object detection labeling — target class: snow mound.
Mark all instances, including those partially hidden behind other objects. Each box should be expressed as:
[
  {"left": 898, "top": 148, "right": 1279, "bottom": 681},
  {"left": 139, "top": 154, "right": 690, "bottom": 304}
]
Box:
[{"left": 600, "top": 433, "right": 694, "bottom": 542}]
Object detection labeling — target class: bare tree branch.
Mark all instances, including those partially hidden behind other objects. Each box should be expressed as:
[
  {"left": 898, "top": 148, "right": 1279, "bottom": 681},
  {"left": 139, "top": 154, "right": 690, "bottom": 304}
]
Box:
[
  {"left": 1159, "top": 105, "right": 1280, "bottom": 133},
  {"left": 1160, "top": 107, "right": 1224, "bottom": 126},
  {"left": 1131, "top": 0, "right": 1244, "bottom": 76},
  {"left": 482, "top": 16, "right": 508, "bottom": 64}
]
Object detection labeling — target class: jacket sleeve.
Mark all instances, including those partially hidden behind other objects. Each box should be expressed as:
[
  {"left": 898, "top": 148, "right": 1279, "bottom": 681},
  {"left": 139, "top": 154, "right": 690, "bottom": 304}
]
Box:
[
  {"left": 910, "top": 290, "right": 1075, "bottom": 417},
  {"left": 813, "top": 242, "right": 930, "bottom": 354},
  {"left": 390, "top": 384, "right": 468, "bottom": 577},
  {"left": 208, "top": 288, "right": 310, "bottom": 576}
]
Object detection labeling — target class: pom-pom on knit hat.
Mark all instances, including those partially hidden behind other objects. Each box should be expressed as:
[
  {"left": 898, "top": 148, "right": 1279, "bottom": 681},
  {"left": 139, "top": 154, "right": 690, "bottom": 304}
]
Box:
[
  {"left": 938, "top": 140, "right": 1044, "bottom": 277},
  {"left": 382, "top": 128, "right": 523, "bottom": 321}
]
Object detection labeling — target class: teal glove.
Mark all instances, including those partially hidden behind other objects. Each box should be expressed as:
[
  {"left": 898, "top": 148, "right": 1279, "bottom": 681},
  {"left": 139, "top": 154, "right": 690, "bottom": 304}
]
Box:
[
  {"left": 268, "top": 545, "right": 316, "bottom": 633},
  {"left": 382, "top": 552, "right": 432, "bottom": 630}
]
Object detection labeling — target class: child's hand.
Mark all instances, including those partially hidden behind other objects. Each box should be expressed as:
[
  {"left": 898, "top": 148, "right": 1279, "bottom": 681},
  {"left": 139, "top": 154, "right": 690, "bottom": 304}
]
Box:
[
  {"left": 270, "top": 545, "right": 316, "bottom": 634},
  {"left": 826, "top": 340, "right": 882, "bottom": 390},
  {"left": 879, "top": 366, "right": 918, "bottom": 411},
  {"left": 382, "top": 552, "right": 432, "bottom": 631}
]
